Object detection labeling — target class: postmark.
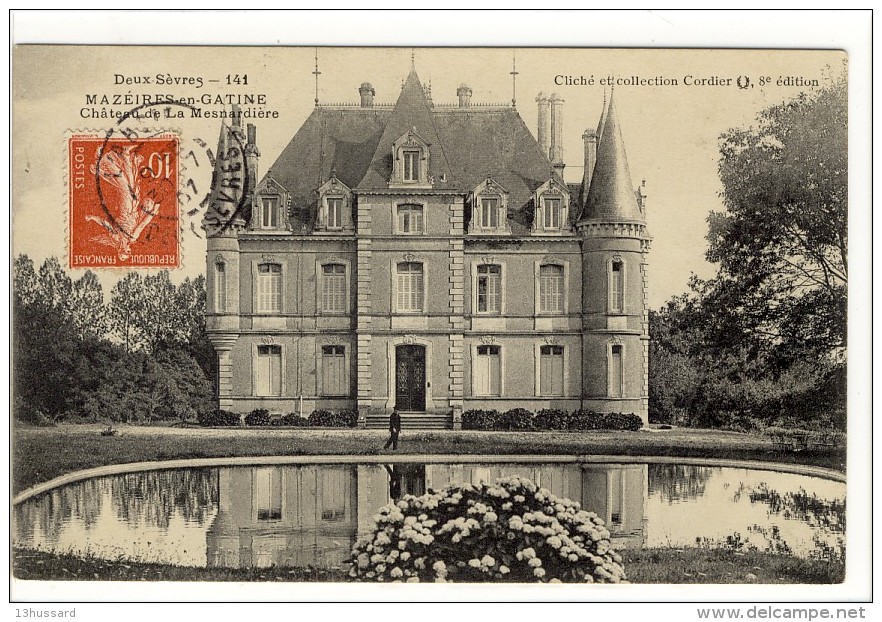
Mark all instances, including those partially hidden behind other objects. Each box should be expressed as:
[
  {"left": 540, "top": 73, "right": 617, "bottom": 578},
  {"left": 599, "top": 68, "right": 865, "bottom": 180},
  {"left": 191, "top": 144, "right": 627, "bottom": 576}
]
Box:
[{"left": 68, "top": 132, "right": 180, "bottom": 268}]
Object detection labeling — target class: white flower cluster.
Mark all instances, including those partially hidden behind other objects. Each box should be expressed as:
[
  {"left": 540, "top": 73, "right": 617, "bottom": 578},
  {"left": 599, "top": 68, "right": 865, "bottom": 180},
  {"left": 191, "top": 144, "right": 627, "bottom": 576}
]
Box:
[{"left": 348, "top": 476, "right": 627, "bottom": 584}]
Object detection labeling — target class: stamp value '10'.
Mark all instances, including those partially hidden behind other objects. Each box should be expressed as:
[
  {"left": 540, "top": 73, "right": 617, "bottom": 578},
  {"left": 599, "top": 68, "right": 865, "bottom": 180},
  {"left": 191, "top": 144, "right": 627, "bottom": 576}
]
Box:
[{"left": 68, "top": 134, "right": 180, "bottom": 268}]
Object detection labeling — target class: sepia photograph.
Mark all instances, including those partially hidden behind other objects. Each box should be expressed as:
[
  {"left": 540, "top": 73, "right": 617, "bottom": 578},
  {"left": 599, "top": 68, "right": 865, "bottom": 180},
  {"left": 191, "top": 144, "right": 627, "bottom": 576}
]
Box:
[{"left": 7, "top": 10, "right": 871, "bottom": 614}]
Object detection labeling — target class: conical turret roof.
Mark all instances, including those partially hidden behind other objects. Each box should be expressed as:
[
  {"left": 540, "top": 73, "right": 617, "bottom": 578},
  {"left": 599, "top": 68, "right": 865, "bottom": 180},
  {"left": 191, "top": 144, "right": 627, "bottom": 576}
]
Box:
[{"left": 579, "top": 91, "right": 643, "bottom": 223}]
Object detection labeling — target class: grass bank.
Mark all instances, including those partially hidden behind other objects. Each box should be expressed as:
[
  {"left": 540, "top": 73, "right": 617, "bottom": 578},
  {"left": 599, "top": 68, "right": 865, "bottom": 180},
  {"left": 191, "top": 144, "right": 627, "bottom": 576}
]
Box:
[
  {"left": 12, "top": 423, "right": 844, "bottom": 495},
  {"left": 12, "top": 547, "right": 842, "bottom": 584}
]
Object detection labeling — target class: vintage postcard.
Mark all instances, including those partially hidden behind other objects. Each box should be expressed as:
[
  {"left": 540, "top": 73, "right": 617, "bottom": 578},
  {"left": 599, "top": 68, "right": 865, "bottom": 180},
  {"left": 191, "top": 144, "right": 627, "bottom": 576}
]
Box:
[{"left": 9, "top": 15, "right": 869, "bottom": 612}]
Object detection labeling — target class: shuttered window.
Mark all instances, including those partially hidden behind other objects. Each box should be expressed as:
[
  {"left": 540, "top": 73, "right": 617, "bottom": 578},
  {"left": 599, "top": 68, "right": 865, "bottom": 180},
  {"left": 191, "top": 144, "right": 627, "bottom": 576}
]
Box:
[
  {"left": 321, "top": 345, "right": 347, "bottom": 396},
  {"left": 397, "top": 262, "right": 424, "bottom": 312},
  {"left": 256, "top": 345, "right": 282, "bottom": 396},
  {"left": 321, "top": 264, "right": 346, "bottom": 313},
  {"left": 539, "top": 264, "right": 564, "bottom": 313},
  {"left": 540, "top": 345, "right": 564, "bottom": 396},
  {"left": 256, "top": 263, "right": 282, "bottom": 313},
  {"left": 476, "top": 264, "right": 501, "bottom": 313},
  {"left": 610, "top": 261, "right": 624, "bottom": 312},
  {"left": 475, "top": 345, "right": 501, "bottom": 396},
  {"left": 610, "top": 345, "right": 623, "bottom": 398}
]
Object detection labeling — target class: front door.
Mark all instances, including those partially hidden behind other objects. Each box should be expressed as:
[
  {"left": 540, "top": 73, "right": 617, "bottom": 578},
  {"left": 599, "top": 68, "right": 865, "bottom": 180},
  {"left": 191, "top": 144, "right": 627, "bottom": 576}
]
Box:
[{"left": 395, "top": 344, "right": 426, "bottom": 411}]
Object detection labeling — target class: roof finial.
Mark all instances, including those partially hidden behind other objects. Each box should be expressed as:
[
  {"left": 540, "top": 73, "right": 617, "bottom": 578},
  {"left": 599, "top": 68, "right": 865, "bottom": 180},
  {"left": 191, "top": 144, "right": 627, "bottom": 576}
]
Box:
[
  {"left": 411, "top": 48, "right": 416, "bottom": 70},
  {"left": 312, "top": 48, "right": 322, "bottom": 107},
  {"left": 510, "top": 50, "right": 519, "bottom": 109}
]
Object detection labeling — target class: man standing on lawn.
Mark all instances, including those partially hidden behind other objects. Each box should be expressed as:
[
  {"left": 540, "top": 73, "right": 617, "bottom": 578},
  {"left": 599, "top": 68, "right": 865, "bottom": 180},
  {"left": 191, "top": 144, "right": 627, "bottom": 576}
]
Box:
[{"left": 383, "top": 406, "right": 401, "bottom": 451}]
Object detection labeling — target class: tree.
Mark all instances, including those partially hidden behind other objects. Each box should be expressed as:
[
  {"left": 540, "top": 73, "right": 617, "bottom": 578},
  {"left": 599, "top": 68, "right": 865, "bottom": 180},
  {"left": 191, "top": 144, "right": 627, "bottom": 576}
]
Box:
[
  {"left": 703, "top": 71, "right": 847, "bottom": 360},
  {"left": 107, "top": 272, "right": 146, "bottom": 353}
]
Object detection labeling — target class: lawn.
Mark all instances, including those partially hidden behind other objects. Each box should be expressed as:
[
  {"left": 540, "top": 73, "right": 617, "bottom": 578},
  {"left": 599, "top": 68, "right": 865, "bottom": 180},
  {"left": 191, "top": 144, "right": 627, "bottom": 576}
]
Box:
[
  {"left": 12, "top": 547, "right": 843, "bottom": 584},
  {"left": 12, "top": 423, "right": 845, "bottom": 495}
]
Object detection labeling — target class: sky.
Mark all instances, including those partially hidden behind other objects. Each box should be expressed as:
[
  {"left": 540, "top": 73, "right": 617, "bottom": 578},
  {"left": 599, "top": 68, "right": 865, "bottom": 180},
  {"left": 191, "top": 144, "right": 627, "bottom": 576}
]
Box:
[{"left": 10, "top": 22, "right": 855, "bottom": 313}]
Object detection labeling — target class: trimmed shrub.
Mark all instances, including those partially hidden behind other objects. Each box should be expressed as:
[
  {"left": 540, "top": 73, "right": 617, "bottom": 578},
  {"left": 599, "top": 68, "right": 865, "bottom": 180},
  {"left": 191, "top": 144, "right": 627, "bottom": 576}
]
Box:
[
  {"left": 569, "top": 410, "right": 606, "bottom": 431},
  {"left": 461, "top": 409, "right": 498, "bottom": 430},
  {"left": 534, "top": 408, "right": 570, "bottom": 430},
  {"left": 602, "top": 412, "right": 643, "bottom": 431},
  {"left": 307, "top": 409, "right": 358, "bottom": 428},
  {"left": 280, "top": 412, "right": 309, "bottom": 427},
  {"left": 245, "top": 409, "right": 271, "bottom": 426},
  {"left": 338, "top": 409, "right": 360, "bottom": 428},
  {"left": 497, "top": 408, "right": 535, "bottom": 431},
  {"left": 348, "top": 476, "right": 627, "bottom": 583},
  {"left": 198, "top": 409, "right": 241, "bottom": 427}
]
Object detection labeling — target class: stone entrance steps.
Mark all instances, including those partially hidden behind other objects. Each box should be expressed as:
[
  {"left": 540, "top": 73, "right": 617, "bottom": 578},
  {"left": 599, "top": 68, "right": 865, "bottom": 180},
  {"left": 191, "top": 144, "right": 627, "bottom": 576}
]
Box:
[{"left": 365, "top": 412, "right": 452, "bottom": 430}]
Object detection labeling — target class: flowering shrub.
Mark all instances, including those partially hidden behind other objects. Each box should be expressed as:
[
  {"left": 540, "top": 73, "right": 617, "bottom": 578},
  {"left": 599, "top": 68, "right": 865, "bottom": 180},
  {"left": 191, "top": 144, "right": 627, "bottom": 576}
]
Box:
[{"left": 348, "top": 476, "right": 627, "bottom": 584}]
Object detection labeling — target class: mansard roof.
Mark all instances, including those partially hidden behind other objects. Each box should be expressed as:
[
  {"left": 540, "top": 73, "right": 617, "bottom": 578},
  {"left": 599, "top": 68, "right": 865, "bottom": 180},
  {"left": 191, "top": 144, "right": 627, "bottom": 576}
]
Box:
[
  {"left": 579, "top": 90, "right": 643, "bottom": 223},
  {"left": 262, "top": 70, "right": 554, "bottom": 231}
]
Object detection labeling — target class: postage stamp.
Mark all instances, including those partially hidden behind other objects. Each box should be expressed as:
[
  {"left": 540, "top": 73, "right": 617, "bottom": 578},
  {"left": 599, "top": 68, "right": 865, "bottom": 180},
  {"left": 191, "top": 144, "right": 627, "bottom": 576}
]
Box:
[{"left": 68, "top": 133, "right": 180, "bottom": 268}]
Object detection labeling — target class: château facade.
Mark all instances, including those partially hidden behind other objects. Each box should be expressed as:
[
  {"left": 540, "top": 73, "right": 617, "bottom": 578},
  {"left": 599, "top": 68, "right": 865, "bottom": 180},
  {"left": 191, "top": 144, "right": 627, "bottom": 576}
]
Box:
[{"left": 203, "top": 68, "right": 650, "bottom": 429}]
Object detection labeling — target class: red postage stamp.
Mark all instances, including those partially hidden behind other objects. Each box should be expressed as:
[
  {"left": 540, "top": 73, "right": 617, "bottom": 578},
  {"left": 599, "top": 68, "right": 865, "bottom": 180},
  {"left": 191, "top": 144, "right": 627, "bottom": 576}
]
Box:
[{"left": 68, "top": 133, "right": 180, "bottom": 268}]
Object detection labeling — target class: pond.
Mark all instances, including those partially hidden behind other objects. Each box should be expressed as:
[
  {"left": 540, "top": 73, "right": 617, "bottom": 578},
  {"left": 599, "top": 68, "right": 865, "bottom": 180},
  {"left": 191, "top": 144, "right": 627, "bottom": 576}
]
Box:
[{"left": 13, "top": 461, "right": 845, "bottom": 571}]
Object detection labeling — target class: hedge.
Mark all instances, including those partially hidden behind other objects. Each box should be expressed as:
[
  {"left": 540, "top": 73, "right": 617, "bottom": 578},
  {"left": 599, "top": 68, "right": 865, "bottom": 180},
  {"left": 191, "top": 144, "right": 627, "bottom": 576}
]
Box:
[{"left": 462, "top": 408, "right": 642, "bottom": 432}]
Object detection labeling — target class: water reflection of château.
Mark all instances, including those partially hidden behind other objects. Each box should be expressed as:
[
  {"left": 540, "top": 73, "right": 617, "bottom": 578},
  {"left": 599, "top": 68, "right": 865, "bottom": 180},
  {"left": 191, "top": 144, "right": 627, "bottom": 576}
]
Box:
[{"left": 205, "top": 463, "right": 648, "bottom": 570}]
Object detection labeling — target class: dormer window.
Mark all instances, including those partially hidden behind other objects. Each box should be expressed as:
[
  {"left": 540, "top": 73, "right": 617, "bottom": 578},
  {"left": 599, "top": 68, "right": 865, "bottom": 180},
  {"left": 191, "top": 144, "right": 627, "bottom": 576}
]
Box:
[
  {"left": 480, "top": 198, "right": 499, "bottom": 228},
  {"left": 468, "top": 178, "right": 510, "bottom": 235},
  {"left": 390, "top": 129, "right": 431, "bottom": 188},
  {"left": 403, "top": 150, "right": 421, "bottom": 182},
  {"left": 532, "top": 179, "right": 570, "bottom": 235},
  {"left": 315, "top": 175, "right": 353, "bottom": 232},
  {"left": 251, "top": 177, "right": 290, "bottom": 232},
  {"left": 543, "top": 197, "right": 561, "bottom": 229},
  {"left": 259, "top": 197, "right": 279, "bottom": 229}
]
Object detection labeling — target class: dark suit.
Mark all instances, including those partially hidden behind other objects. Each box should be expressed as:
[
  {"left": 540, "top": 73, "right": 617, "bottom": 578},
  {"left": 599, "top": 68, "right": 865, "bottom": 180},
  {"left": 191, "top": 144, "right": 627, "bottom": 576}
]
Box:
[{"left": 383, "top": 410, "right": 401, "bottom": 450}]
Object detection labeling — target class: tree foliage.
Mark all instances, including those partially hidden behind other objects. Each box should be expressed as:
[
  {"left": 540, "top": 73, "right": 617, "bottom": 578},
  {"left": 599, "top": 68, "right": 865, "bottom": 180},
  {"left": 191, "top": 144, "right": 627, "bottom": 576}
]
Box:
[
  {"left": 12, "top": 254, "right": 214, "bottom": 424},
  {"left": 703, "top": 72, "right": 847, "bottom": 358},
  {"left": 649, "top": 75, "right": 847, "bottom": 429}
]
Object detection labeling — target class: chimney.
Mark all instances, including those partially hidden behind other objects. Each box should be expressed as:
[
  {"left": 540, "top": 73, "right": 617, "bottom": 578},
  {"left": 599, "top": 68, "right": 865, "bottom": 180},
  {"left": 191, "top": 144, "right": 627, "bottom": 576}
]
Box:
[
  {"left": 457, "top": 83, "right": 472, "bottom": 108},
  {"left": 536, "top": 92, "right": 550, "bottom": 160},
  {"left": 582, "top": 129, "right": 598, "bottom": 189},
  {"left": 550, "top": 93, "right": 565, "bottom": 175},
  {"left": 359, "top": 82, "right": 375, "bottom": 108}
]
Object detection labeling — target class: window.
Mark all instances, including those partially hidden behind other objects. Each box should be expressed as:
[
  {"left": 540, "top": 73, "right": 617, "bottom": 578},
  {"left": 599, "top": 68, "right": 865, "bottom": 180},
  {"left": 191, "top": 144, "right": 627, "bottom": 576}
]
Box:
[
  {"left": 256, "top": 345, "right": 282, "bottom": 396},
  {"left": 539, "top": 264, "right": 564, "bottom": 313},
  {"left": 540, "top": 345, "right": 564, "bottom": 396},
  {"left": 403, "top": 150, "right": 421, "bottom": 181},
  {"left": 260, "top": 197, "right": 279, "bottom": 229},
  {"left": 480, "top": 198, "right": 499, "bottom": 228},
  {"left": 327, "top": 197, "right": 344, "bottom": 229},
  {"left": 476, "top": 265, "right": 501, "bottom": 314},
  {"left": 609, "top": 344, "right": 623, "bottom": 398},
  {"left": 215, "top": 262, "right": 226, "bottom": 312},
  {"left": 321, "top": 345, "right": 347, "bottom": 396},
  {"left": 475, "top": 345, "right": 501, "bottom": 396},
  {"left": 321, "top": 264, "right": 346, "bottom": 313},
  {"left": 610, "top": 260, "right": 624, "bottom": 313},
  {"left": 543, "top": 198, "right": 561, "bottom": 229},
  {"left": 398, "top": 204, "right": 424, "bottom": 234},
  {"left": 396, "top": 262, "right": 424, "bottom": 312},
  {"left": 256, "top": 263, "right": 282, "bottom": 313},
  {"left": 255, "top": 468, "right": 282, "bottom": 521}
]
